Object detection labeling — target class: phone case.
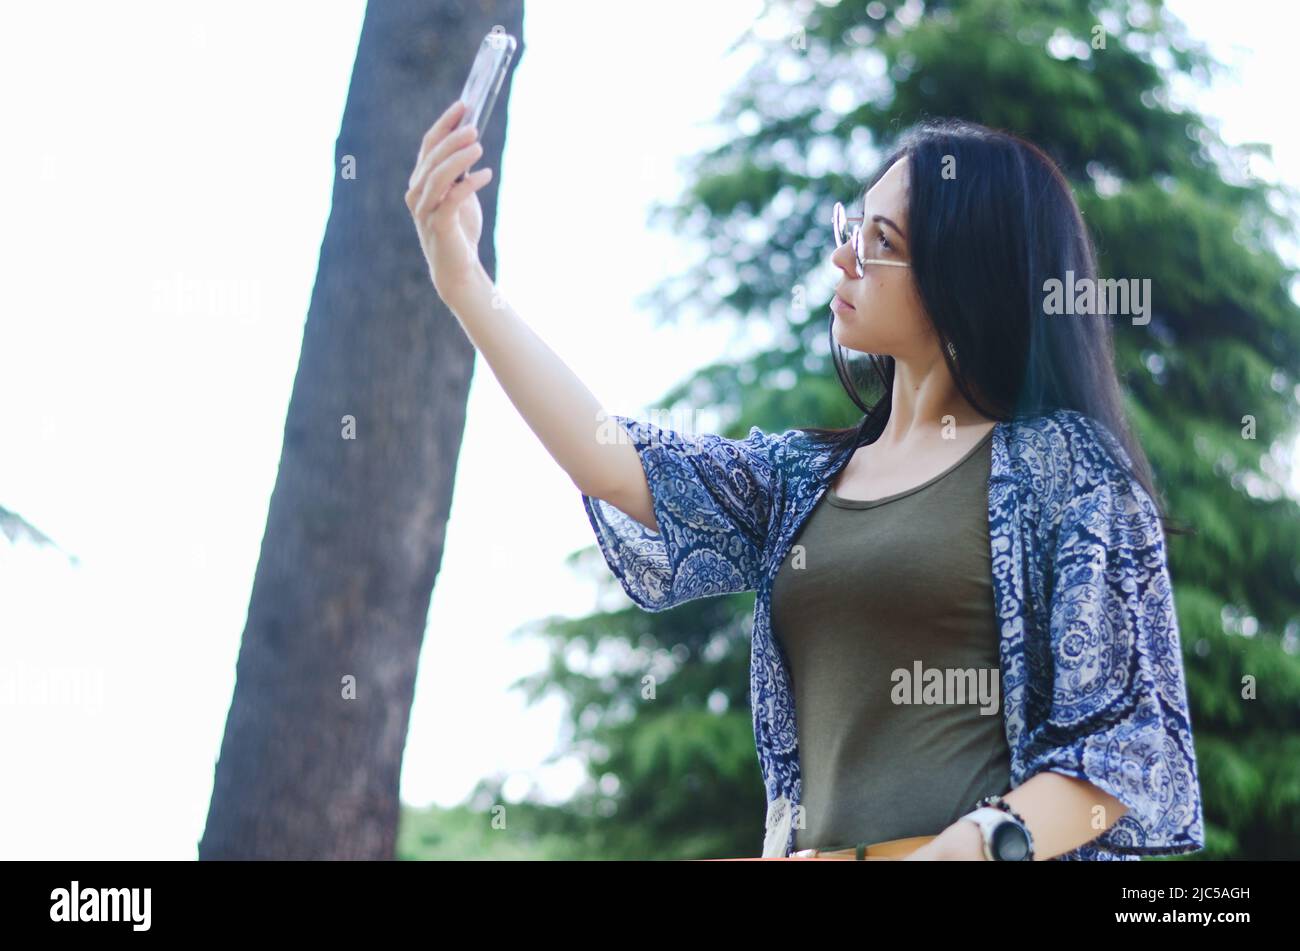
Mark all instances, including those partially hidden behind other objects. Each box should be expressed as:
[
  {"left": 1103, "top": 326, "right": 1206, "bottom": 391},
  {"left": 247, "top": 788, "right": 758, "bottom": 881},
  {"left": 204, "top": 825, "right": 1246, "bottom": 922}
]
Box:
[{"left": 452, "top": 30, "right": 517, "bottom": 184}]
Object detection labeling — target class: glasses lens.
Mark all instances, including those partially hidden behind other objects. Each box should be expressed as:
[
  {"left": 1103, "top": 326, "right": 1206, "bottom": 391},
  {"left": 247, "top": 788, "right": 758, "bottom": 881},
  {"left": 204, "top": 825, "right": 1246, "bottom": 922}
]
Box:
[{"left": 832, "top": 202, "right": 848, "bottom": 246}]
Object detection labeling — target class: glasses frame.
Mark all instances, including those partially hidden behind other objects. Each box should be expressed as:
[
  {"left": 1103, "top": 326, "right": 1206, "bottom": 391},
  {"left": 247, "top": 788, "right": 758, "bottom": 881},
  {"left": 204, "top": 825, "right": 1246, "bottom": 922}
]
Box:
[{"left": 832, "top": 200, "right": 910, "bottom": 273}]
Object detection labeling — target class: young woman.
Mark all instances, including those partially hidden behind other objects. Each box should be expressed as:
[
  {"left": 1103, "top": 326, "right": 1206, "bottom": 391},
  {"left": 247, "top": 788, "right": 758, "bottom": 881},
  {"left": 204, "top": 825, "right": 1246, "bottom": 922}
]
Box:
[{"left": 405, "top": 100, "right": 1204, "bottom": 861}]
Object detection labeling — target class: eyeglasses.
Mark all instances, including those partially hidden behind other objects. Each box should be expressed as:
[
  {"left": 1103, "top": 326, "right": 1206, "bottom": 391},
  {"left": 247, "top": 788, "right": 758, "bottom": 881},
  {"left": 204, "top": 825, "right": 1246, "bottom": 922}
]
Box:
[{"left": 832, "top": 200, "right": 910, "bottom": 273}]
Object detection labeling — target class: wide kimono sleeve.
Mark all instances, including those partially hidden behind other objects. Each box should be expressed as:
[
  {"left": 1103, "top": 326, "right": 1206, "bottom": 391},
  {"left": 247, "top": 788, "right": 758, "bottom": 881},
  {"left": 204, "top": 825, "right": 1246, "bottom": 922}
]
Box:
[
  {"left": 1023, "top": 447, "right": 1205, "bottom": 857},
  {"left": 580, "top": 412, "right": 785, "bottom": 613}
]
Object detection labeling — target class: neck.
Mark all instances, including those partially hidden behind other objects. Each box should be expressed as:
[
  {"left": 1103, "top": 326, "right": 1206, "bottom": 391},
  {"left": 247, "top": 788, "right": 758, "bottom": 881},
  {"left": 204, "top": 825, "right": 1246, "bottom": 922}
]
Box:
[{"left": 878, "top": 351, "right": 992, "bottom": 447}]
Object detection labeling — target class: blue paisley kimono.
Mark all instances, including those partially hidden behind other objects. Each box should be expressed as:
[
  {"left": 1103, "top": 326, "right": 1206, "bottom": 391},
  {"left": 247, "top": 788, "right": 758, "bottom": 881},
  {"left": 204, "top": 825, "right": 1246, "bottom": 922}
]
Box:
[{"left": 580, "top": 408, "right": 1205, "bottom": 860}]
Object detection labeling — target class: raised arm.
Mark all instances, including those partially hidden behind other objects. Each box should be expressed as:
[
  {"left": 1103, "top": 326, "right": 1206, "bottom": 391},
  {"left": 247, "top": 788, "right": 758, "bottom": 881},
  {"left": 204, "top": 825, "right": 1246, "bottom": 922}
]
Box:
[
  {"left": 444, "top": 265, "right": 659, "bottom": 530},
  {"left": 405, "top": 99, "right": 654, "bottom": 528}
]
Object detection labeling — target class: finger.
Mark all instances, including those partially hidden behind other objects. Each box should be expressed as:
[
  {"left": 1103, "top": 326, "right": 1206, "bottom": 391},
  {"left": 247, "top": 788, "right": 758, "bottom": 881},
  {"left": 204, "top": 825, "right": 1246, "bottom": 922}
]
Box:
[
  {"left": 409, "top": 123, "right": 477, "bottom": 192},
  {"left": 413, "top": 138, "right": 481, "bottom": 217},
  {"left": 426, "top": 167, "right": 492, "bottom": 231},
  {"left": 422, "top": 167, "right": 492, "bottom": 228},
  {"left": 406, "top": 128, "right": 475, "bottom": 211},
  {"left": 416, "top": 99, "right": 467, "bottom": 164},
  {"left": 416, "top": 155, "right": 487, "bottom": 228},
  {"left": 414, "top": 100, "right": 475, "bottom": 183},
  {"left": 413, "top": 140, "right": 484, "bottom": 219}
]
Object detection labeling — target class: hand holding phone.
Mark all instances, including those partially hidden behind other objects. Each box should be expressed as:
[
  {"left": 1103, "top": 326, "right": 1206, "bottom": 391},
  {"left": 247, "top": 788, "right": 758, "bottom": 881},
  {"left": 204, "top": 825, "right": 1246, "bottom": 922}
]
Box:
[
  {"left": 406, "top": 100, "right": 492, "bottom": 307},
  {"left": 405, "top": 29, "right": 517, "bottom": 306}
]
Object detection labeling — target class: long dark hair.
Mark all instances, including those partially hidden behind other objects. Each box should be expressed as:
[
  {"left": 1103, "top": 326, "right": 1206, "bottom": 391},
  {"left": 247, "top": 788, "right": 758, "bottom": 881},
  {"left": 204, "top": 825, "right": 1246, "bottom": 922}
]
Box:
[{"left": 802, "top": 117, "right": 1189, "bottom": 536}]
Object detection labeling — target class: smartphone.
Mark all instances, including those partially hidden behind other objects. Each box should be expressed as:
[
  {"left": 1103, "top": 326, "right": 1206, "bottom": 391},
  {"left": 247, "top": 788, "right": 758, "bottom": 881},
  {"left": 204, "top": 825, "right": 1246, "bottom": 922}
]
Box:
[{"left": 453, "top": 28, "right": 518, "bottom": 183}]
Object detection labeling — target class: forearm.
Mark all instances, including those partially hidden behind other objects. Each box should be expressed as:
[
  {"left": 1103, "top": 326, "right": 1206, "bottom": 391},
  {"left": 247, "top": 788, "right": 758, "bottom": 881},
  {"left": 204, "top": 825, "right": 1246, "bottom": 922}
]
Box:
[
  {"left": 916, "top": 771, "right": 1129, "bottom": 860},
  {"left": 998, "top": 771, "right": 1129, "bottom": 860},
  {"left": 442, "top": 267, "right": 643, "bottom": 502}
]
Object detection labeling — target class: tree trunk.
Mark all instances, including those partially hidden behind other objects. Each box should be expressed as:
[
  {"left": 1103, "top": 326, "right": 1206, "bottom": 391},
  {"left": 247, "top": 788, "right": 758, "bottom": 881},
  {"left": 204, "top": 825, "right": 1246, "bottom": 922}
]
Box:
[{"left": 200, "top": 0, "right": 523, "bottom": 860}]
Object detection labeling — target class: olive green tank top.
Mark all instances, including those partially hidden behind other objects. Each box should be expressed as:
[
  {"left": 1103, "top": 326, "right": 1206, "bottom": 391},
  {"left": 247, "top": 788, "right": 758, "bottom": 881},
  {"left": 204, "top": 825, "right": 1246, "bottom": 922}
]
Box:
[{"left": 770, "top": 427, "right": 1010, "bottom": 852}]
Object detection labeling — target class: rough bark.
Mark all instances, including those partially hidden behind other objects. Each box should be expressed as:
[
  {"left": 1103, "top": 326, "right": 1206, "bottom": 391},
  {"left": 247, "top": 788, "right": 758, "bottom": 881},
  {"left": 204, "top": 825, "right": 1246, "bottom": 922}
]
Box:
[{"left": 200, "top": 0, "right": 523, "bottom": 860}]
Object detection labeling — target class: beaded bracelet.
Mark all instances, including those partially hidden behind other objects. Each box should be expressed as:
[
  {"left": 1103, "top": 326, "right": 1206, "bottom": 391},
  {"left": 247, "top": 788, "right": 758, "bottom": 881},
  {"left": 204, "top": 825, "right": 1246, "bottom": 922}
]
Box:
[{"left": 974, "top": 793, "right": 1036, "bottom": 861}]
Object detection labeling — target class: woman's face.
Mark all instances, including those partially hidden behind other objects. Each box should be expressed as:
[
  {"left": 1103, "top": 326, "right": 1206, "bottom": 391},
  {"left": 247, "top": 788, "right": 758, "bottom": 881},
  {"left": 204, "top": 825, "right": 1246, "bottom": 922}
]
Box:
[{"left": 829, "top": 157, "right": 933, "bottom": 359}]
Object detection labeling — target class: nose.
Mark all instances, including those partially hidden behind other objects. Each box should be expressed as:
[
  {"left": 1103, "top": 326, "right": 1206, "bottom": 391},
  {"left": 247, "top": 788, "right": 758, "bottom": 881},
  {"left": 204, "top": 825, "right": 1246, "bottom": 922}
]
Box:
[{"left": 831, "top": 241, "right": 860, "bottom": 279}]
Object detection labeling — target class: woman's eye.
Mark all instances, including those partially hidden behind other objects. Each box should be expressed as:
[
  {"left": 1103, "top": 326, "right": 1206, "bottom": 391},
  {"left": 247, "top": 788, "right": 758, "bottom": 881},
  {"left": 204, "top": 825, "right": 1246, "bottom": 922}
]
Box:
[{"left": 877, "top": 228, "right": 891, "bottom": 250}]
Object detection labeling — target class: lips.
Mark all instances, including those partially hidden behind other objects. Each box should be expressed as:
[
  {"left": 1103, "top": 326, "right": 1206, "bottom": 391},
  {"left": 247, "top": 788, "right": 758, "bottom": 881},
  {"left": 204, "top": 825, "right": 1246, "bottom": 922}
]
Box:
[{"left": 833, "top": 294, "right": 856, "bottom": 311}]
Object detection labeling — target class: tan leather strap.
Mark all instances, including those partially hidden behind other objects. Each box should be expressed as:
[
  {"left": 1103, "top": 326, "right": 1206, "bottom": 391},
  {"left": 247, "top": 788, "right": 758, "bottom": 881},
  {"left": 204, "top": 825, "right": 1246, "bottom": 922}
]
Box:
[{"left": 789, "top": 833, "right": 937, "bottom": 860}]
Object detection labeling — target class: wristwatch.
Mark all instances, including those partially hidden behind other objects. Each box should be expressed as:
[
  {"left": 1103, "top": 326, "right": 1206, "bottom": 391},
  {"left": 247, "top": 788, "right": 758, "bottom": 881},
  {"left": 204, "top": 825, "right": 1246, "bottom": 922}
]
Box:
[{"left": 962, "top": 805, "right": 1034, "bottom": 861}]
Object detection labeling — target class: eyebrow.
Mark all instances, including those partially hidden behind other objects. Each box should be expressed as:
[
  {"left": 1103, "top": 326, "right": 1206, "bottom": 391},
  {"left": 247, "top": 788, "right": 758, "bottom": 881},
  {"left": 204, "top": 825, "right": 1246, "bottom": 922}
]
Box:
[{"left": 871, "top": 214, "right": 907, "bottom": 244}]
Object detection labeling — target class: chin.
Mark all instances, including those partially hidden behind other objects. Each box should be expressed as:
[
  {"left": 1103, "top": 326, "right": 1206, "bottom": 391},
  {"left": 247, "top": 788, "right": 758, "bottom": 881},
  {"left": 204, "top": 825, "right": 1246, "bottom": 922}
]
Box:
[{"left": 832, "top": 318, "right": 878, "bottom": 355}]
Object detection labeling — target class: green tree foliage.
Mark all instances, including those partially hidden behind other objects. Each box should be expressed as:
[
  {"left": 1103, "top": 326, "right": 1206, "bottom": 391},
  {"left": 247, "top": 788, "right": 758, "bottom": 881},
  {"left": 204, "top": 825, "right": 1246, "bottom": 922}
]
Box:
[{"left": 509, "top": 0, "right": 1300, "bottom": 860}]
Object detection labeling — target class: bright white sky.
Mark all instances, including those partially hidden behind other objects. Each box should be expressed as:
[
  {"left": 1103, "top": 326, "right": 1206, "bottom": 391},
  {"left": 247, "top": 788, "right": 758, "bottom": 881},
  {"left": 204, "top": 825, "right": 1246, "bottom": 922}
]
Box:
[{"left": 0, "top": 0, "right": 1295, "bottom": 859}]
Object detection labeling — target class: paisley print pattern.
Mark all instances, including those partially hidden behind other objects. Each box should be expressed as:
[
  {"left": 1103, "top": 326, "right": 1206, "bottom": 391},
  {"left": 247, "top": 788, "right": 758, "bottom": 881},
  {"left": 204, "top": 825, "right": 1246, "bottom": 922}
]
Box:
[{"left": 581, "top": 409, "right": 1204, "bottom": 860}]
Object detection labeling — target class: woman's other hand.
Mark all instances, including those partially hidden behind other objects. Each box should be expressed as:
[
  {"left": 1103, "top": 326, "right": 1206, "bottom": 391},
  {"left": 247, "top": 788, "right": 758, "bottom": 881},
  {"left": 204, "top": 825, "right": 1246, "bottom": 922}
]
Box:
[{"left": 900, "top": 820, "right": 987, "bottom": 860}]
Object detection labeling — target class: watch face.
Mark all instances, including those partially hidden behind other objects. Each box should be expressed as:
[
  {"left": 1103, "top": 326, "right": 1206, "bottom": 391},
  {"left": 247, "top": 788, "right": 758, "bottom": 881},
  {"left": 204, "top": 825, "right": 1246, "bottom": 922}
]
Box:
[{"left": 991, "top": 821, "right": 1031, "bottom": 861}]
